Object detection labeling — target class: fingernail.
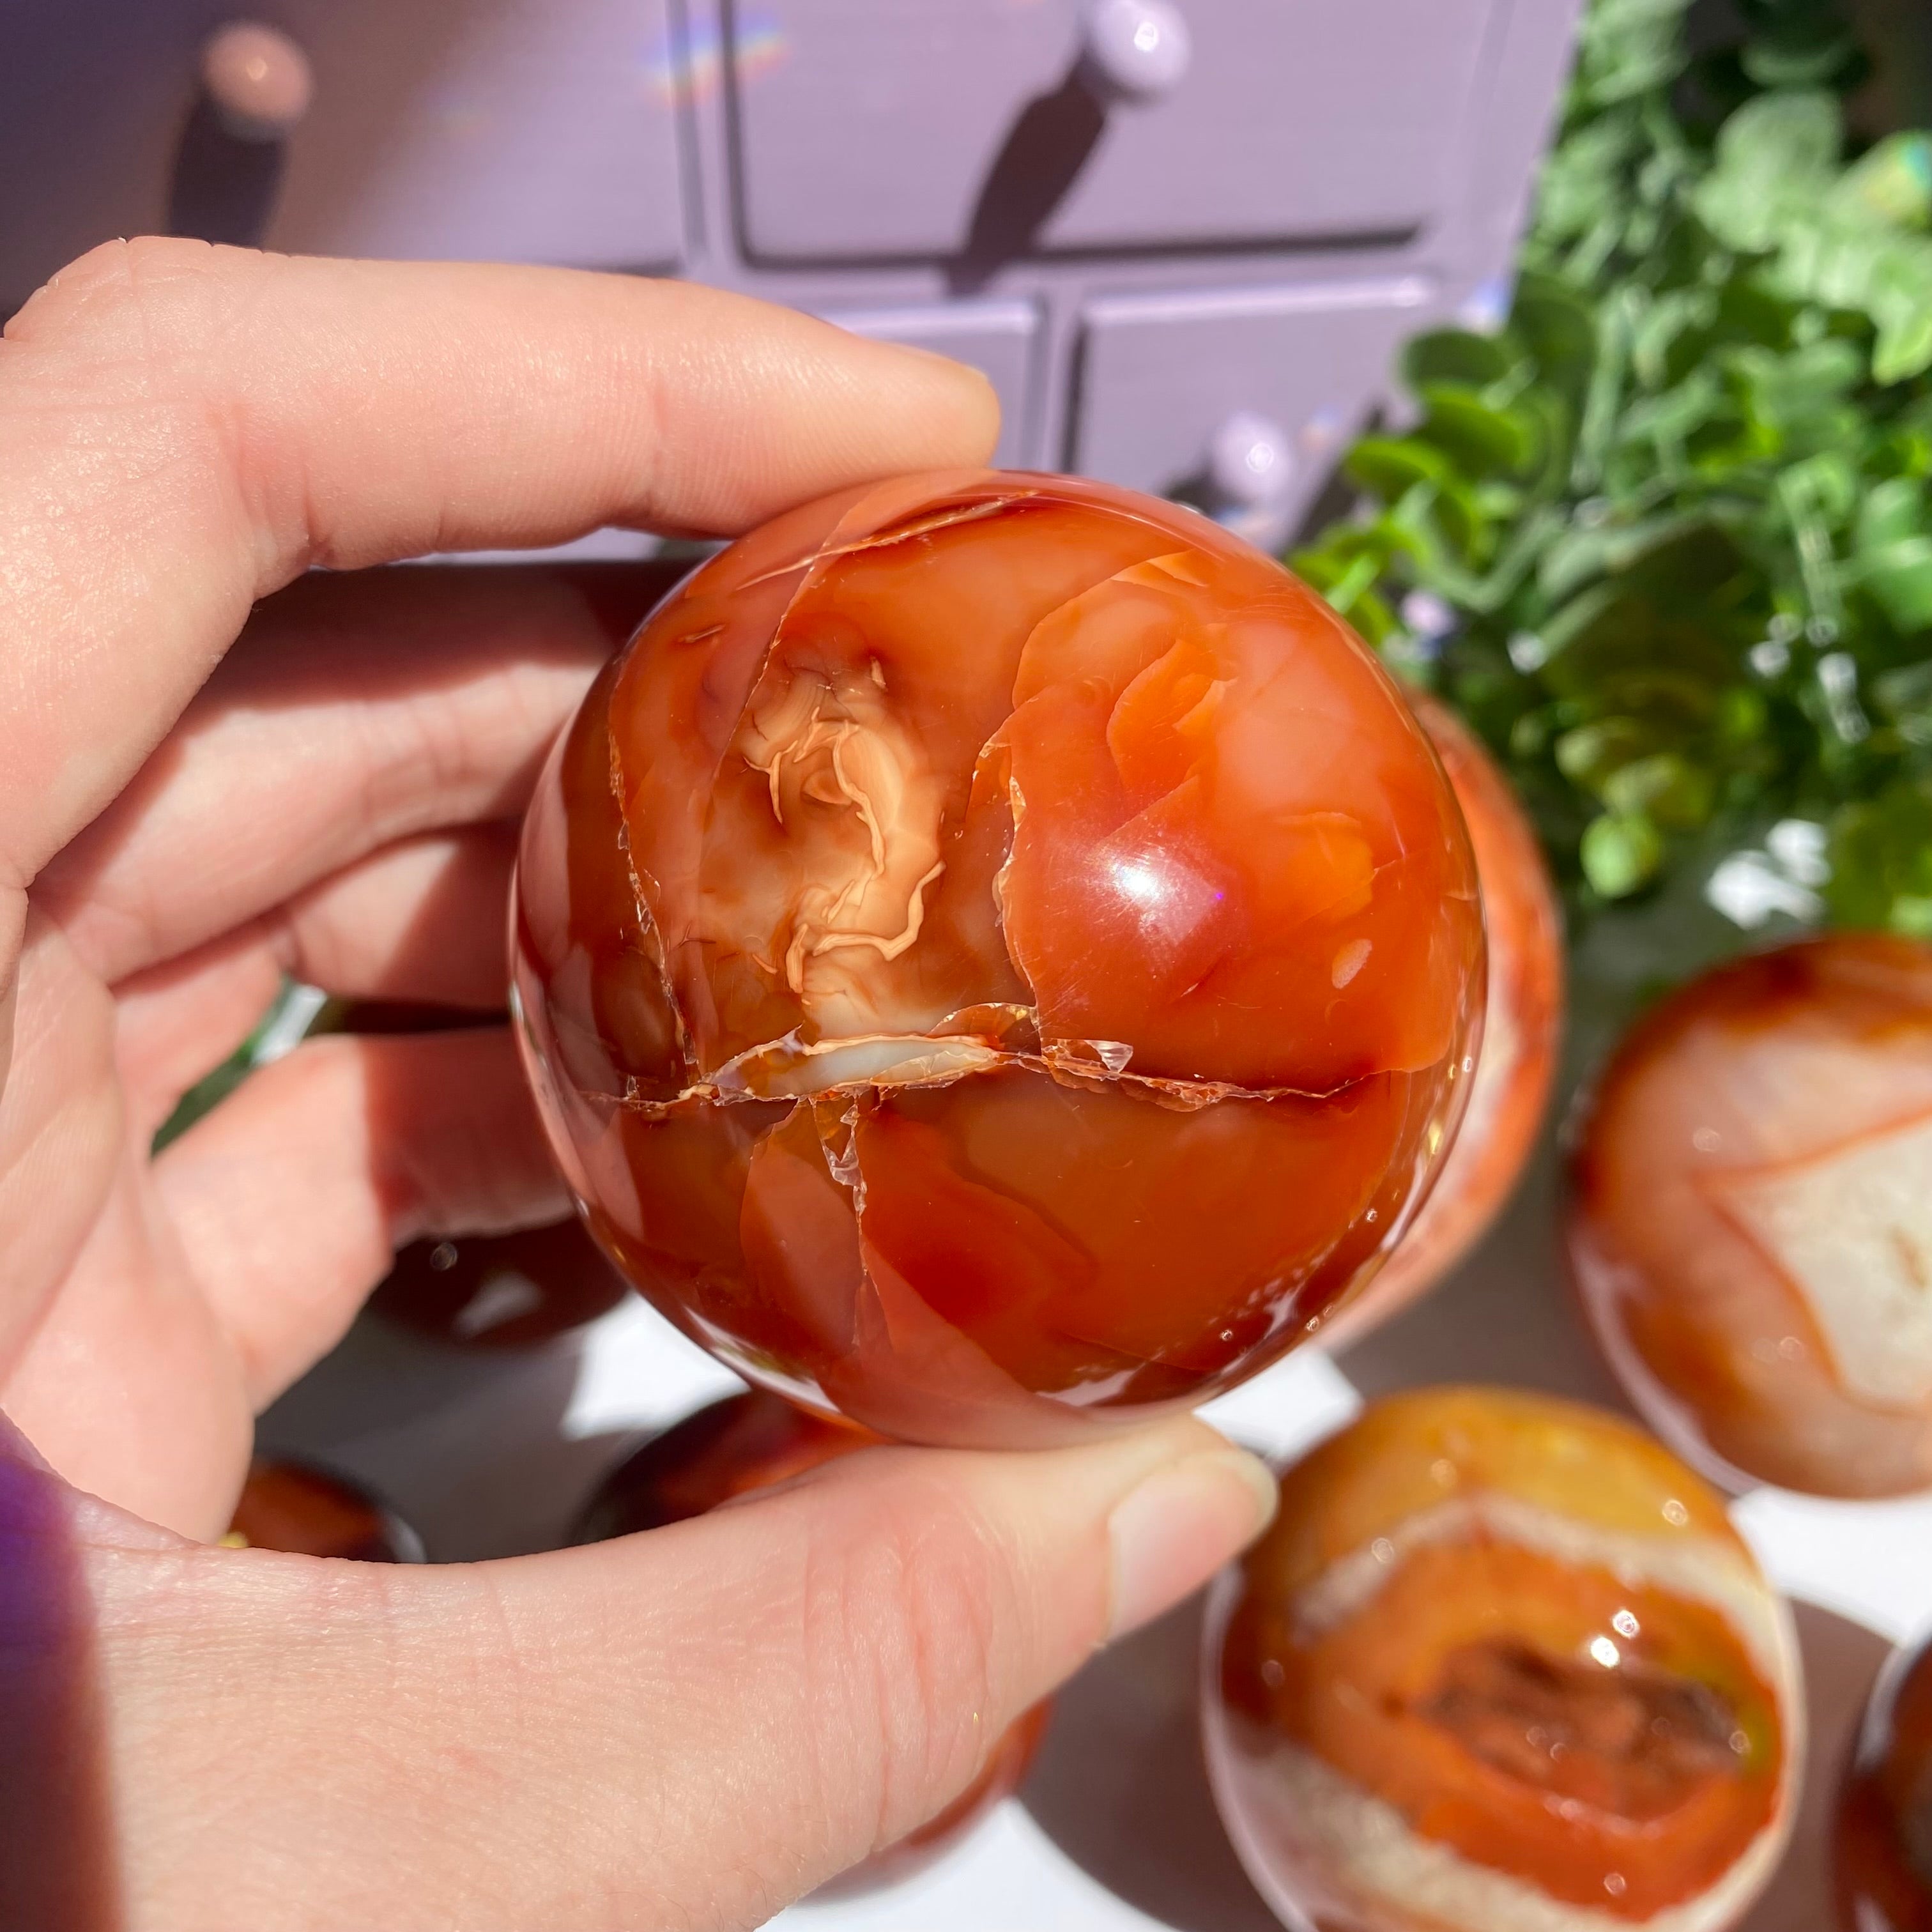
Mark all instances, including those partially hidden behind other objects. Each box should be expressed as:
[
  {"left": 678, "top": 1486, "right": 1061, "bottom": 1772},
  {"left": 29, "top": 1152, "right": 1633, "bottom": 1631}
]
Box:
[
  {"left": 877, "top": 337, "right": 983, "bottom": 377},
  {"left": 1107, "top": 1448, "right": 1277, "bottom": 1640}
]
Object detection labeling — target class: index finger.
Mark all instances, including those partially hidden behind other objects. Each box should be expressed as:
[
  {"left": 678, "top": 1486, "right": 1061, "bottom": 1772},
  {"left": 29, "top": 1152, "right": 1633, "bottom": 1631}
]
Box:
[{"left": 0, "top": 240, "right": 998, "bottom": 900}]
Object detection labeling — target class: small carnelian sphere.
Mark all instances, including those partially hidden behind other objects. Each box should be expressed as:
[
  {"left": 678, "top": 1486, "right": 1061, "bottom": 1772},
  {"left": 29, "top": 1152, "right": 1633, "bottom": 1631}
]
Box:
[
  {"left": 225, "top": 1459, "right": 423, "bottom": 1562},
  {"left": 513, "top": 471, "right": 1482, "bottom": 1446},
  {"left": 1568, "top": 933, "right": 1932, "bottom": 1497},
  {"left": 370, "top": 1216, "right": 629, "bottom": 1349},
  {"left": 1324, "top": 696, "right": 1563, "bottom": 1344},
  {"left": 1204, "top": 1388, "right": 1802, "bottom": 1932},
  {"left": 1837, "top": 1630, "right": 1932, "bottom": 1931},
  {"left": 576, "top": 1390, "right": 1050, "bottom": 1889}
]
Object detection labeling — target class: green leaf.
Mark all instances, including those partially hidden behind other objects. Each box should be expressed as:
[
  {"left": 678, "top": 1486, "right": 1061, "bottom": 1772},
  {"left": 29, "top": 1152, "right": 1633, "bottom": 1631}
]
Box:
[
  {"left": 1873, "top": 300, "right": 1932, "bottom": 385},
  {"left": 1828, "top": 133, "right": 1932, "bottom": 232},
  {"left": 1581, "top": 811, "right": 1664, "bottom": 896},
  {"left": 1630, "top": 288, "right": 1718, "bottom": 388},
  {"left": 1538, "top": 511, "right": 1745, "bottom": 611},
  {"left": 1714, "top": 88, "right": 1843, "bottom": 187},
  {"left": 1857, "top": 477, "right": 1926, "bottom": 555},
  {"left": 1695, "top": 172, "right": 1788, "bottom": 256},
  {"left": 1344, "top": 437, "right": 1456, "bottom": 503},
  {"left": 1415, "top": 384, "right": 1540, "bottom": 479},
  {"left": 1695, "top": 91, "right": 1844, "bottom": 254},
  {"left": 1574, "top": 0, "right": 1696, "bottom": 103},
  {"left": 1402, "top": 330, "right": 1519, "bottom": 392},
  {"left": 1348, "top": 587, "right": 1400, "bottom": 646},
  {"left": 1712, "top": 274, "right": 1802, "bottom": 351},
  {"left": 1826, "top": 779, "right": 1932, "bottom": 927},
  {"left": 1556, "top": 717, "right": 1655, "bottom": 788},
  {"left": 1740, "top": 27, "right": 1860, "bottom": 91},
  {"left": 1513, "top": 388, "right": 1578, "bottom": 496},
  {"left": 1601, "top": 750, "right": 1717, "bottom": 827},
  {"left": 1783, "top": 448, "right": 1860, "bottom": 527},
  {"left": 1860, "top": 538, "right": 1932, "bottom": 633},
  {"left": 1510, "top": 274, "right": 1598, "bottom": 402},
  {"left": 1620, "top": 367, "right": 1728, "bottom": 448},
  {"left": 1726, "top": 339, "right": 1864, "bottom": 454},
  {"left": 1386, "top": 477, "right": 1491, "bottom": 579},
  {"left": 1894, "top": 897, "right": 1932, "bottom": 940},
  {"left": 1715, "top": 684, "right": 1770, "bottom": 746}
]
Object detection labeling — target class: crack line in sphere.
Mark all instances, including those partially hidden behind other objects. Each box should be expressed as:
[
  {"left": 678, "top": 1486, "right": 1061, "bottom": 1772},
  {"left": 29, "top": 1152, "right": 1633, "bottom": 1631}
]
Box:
[
  {"left": 730, "top": 494, "right": 1027, "bottom": 594},
  {"left": 606, "top": 705, "right": 696, "bottom": 1085},
  {"left": 603, "top": 1036, "right": 1383, "bottom": 1116}
]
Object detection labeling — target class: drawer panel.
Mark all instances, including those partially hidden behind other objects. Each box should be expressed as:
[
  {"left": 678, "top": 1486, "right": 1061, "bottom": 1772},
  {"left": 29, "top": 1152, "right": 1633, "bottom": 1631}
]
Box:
[
  {"left": 1, "top": 0, "right": 210, "bottom": 303},
  {"left": 0, "top": 0, "right": 684, "bottom": 303},
  {"left": 266, "top": 0, "right": 684, "bottom": 268},
  {"left": 728, "top": 0, "right": 1493, "bottom": 263},
  {"left": 817, "top": 300, "right": 1038, "bottom": 467},
  {"left": 1070, "top": 282, "right": 1432, "bottom": 526}
]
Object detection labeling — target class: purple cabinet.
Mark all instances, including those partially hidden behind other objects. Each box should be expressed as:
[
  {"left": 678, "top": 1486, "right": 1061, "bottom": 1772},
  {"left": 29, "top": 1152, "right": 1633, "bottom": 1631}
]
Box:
[
  {"left": 728, "top": 0, "right": 1495, "bottom": 263},
  {"left": 0, "top": 0, "right": 1584, "bottom": 536}
]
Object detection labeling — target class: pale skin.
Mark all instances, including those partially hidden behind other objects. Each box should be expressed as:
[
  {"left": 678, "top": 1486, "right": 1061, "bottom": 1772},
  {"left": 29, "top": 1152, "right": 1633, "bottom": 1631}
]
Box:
[{"left": 0, "top": 240, "right": 1276, "bottom": 1931}]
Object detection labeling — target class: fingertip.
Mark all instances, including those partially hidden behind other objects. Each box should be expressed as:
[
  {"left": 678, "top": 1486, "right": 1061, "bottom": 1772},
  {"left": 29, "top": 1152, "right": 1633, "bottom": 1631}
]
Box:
[
  {"left": 780, "top": 317, "right": 1002, "bottom": 493},
  {"left": 881, "top": 342, "right": 1002, "bottom": 468},
  {"left": 1106, "top": 1443, "right": 1277, "bottom": 1641}
]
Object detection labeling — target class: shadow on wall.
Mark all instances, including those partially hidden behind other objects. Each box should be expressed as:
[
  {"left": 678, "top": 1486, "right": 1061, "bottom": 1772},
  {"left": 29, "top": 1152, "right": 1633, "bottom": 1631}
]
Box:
[{"left": 948, "top": 61, "right": 1106, "bottom": 295}]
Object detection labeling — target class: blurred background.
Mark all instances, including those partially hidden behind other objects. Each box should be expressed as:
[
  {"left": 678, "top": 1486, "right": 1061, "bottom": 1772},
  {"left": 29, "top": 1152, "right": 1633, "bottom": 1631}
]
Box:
[
  {"left": 2, "top": 0, "right": 1589, "bottom": 546},
  {"left": 8, "top": 3, "right": 1932, "bottom": 1929}
]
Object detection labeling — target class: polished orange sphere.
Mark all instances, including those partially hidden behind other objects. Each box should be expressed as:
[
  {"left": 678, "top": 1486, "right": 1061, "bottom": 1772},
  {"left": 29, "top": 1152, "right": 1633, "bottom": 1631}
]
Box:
[
  {"left": 576, "top": 1390, "right": 1049, "bottom": 1889},
  {"left": 371, "top": 1216, "right": 628, "bottom": 1349},
  {"left": 225, "top": 1459, "right": 422, "bottom": 1562},
  {"left": 1568, "top": 933, "right": 1932, "bottom": 1497},
  {"left": 1204, "top": 1388, "right": 1802, "bottom": 1932},
  {"left": 1324, "top": 695, "right": 1563, "bottom": 1344},
  {"left": 514, "top": 471, "right": 1482, "bottom": 1446},
  {"left": 1837, "top": 1629, "right": 1932, "bottom": 1931}
]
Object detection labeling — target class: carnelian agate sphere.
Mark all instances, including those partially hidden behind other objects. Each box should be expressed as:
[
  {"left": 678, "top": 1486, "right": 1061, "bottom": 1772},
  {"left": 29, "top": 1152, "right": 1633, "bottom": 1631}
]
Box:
[
  {"left": 370, "top": 1216, "right": 628, "bottom": 1349},
  {"left": 573, "top": 1386, "right": 878, "bottom": 1540},
  {"left": 1837, "top": 1630, "right": 1932, "bottom": 1931},
  {"left": 1568, "top": 933, "right": 1932, "bottom": 1498},
  {"left": 513, "top": 471, "right": 1482, "bottom": 1447},
  {"left": 576, "top": 1390, "right": 1050, "bottom": 1890},
  {"left": 224, "top": 1459, "right": 423, "bottom": 1562},
  {"left": 1324, "top": 697, "right": 1563, "bottom": 1345},
  {"left": 1204, "top": 1388, "right": 1802, "bottom": 1932}
]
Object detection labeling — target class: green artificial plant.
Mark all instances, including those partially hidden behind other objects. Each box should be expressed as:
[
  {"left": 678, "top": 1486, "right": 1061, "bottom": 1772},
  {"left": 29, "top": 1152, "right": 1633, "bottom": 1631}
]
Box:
[{"left": 1293, "top": 0, "right": 1932, "bottom": 934}]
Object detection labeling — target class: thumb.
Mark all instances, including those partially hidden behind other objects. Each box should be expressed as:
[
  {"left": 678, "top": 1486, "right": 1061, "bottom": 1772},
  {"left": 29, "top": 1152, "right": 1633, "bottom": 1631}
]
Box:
[{"left": 74, "top": 1414, "right": 1275, "bottom": 1931}]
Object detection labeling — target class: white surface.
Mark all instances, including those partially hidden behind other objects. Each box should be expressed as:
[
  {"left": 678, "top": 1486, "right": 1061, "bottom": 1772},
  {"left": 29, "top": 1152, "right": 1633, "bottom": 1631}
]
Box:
[{"left": 260, "top": 1128, "right": 1932, "bottom": 1931}]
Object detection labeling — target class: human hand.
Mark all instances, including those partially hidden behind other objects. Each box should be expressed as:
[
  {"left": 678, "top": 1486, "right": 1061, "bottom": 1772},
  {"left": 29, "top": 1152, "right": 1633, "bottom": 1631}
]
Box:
[{"left": 0, "top": 240, "right": 1276, "bottom": 1929}]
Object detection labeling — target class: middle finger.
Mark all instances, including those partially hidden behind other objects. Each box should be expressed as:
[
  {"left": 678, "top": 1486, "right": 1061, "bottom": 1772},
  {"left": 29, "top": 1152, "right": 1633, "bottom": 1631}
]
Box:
[
  {"left": 112, "top": 822, "right": 521, "bottom": 1140},
  {"left": 33, "top": 560, "right": 680, "bottom": 986}
]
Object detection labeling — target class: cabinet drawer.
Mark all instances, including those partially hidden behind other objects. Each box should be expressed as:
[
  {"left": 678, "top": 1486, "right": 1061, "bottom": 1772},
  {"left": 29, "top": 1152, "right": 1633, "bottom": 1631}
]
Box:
[
  {"left": 266, "top": 0, "right": 684, "bottom": 268},
  {"left": 728, "top": 0, "right": 1494, "bottom": 263},
  {"left": 817, "top": 300, "right": 1037, "bottom": 466},
  {"left": 1070, "top": 282, "right": 1430, "bottom": 515},
  {"left": 0, "top": 0, "right": 684, "bottom": 300}
]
